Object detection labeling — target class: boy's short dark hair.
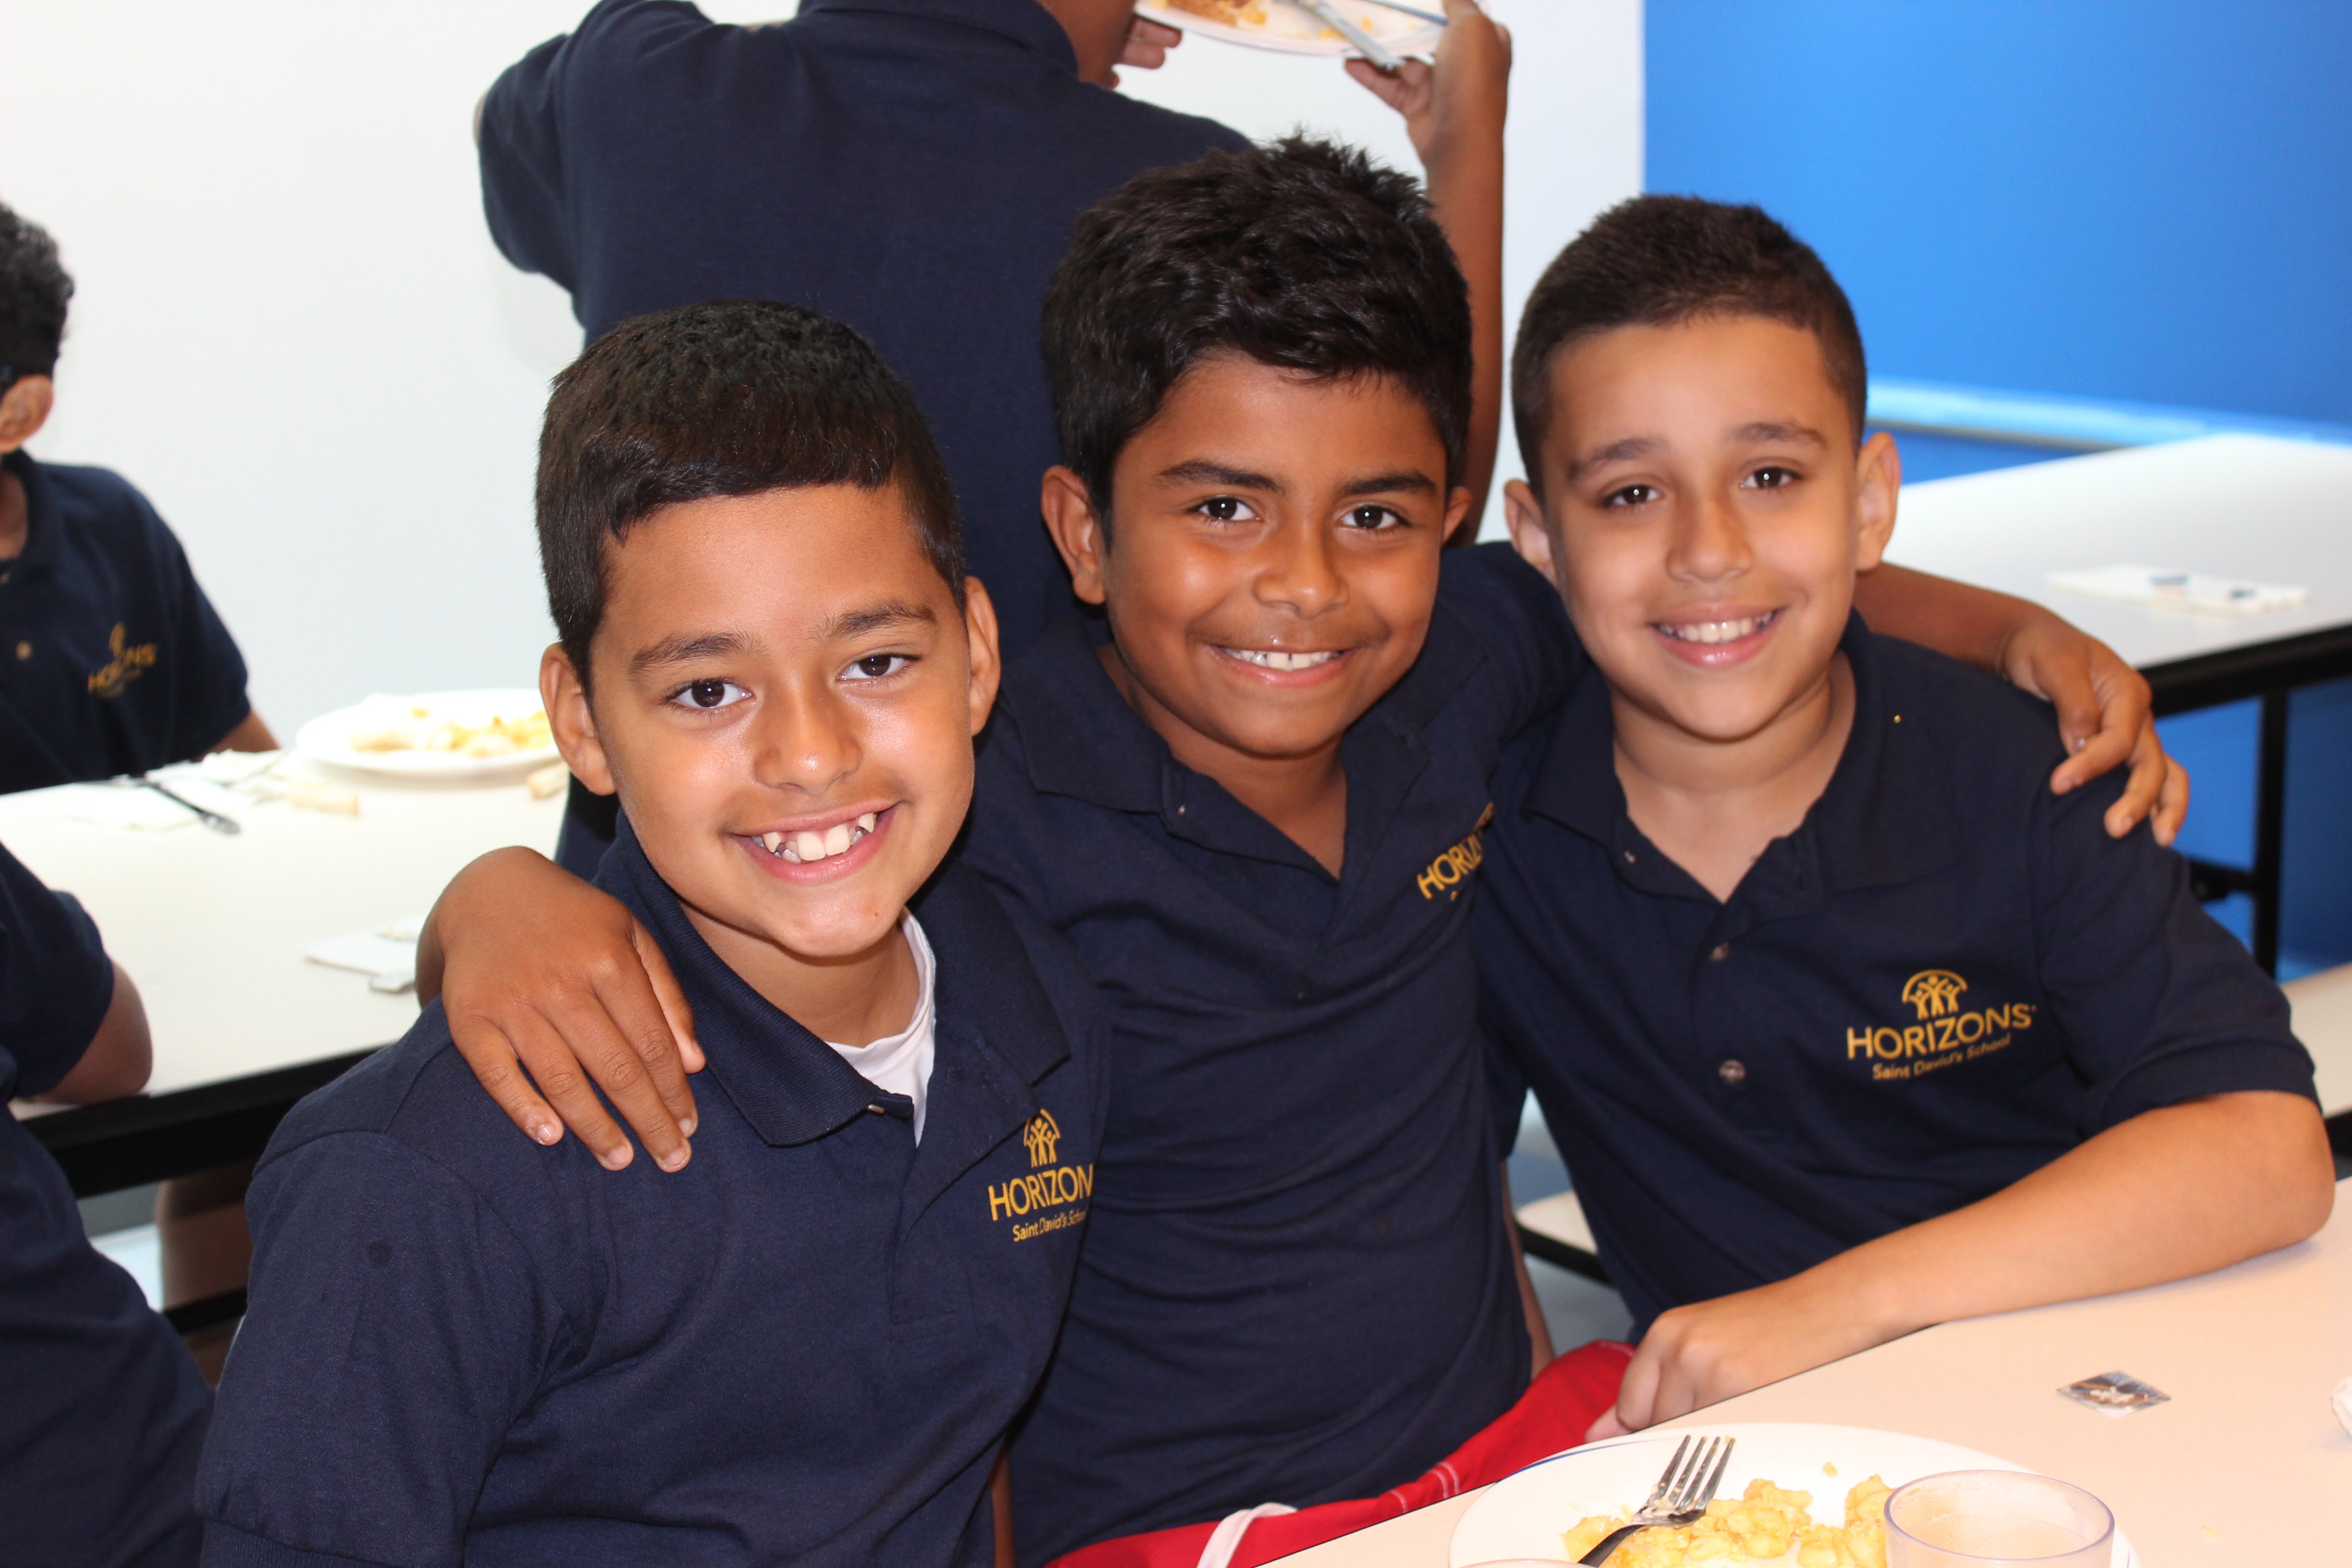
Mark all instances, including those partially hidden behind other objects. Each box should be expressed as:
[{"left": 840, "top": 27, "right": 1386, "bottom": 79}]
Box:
[
  {"left": 1042, "top": 137, "right": 1472, "bottom": 519},
  {"left": 1512, "top": 196, "right": 1868, "bottom": 486},
  {"left": 0, "top": 203, "right": 73, "bottom": 387},
  {"left": 538, "top": 300, "right": 962, "bottom": 680}
]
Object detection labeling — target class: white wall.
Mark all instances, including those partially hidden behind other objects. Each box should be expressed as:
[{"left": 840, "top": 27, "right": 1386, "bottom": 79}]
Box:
[{"left": 0, "top": 1, "right": 1638, "bottom": 731}]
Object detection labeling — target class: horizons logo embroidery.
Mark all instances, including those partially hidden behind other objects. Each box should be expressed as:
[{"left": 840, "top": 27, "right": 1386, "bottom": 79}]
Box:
[
  {"left": 989, "top": 1109, "right": 1092, "bottom": 1242},
  {"left": 1021, "top": 1109, "right": 1060, "bottom": 1167},
  {"left": 1848, "top": 969, "right": 2034, "bottom": 1082},
  {"left": 1417, "top": 803, "right": 1495, "bottom": 900},
  {"left": 86, "top": 624, "right": 159, "bottom": 699},
  {"left": 1901, "top": 970, "right": 1967, "bottom": 1020}
]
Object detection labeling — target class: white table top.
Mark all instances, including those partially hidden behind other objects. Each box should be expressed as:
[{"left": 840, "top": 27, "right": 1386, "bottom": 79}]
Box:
[
  {"left": 1, "top": 761, "right": 562, "bottom": 1103},
  {"left": 1276, "top": 1178, "right": 2352, "bottom": 1567},
  {"left": 1885, "top": 434, "right": 2352, "bottom": 674}
]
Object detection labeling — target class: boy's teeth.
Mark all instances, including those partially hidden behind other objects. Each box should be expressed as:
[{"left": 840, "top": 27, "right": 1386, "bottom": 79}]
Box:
[
  {"left": 757, "top": 814, "right": 880, "bottom": 863},
  {"left": 1228, "top": 647, "right": 1340, "bottom": 672},
  {"left": 1661, "top": 613, "right": 1773, "bottom": 645}
]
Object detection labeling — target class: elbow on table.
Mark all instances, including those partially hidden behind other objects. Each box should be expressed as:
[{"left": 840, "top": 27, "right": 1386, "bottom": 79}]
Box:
[{"left": 2242, "top": 1093, "right": 2337, "bottom": 1252}]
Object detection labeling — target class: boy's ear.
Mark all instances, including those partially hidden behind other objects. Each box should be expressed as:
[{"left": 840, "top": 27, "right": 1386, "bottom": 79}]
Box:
[
  {"left": 541, "top": 643, "right": 618, "bottom": 798},
  {"left": 960, "top": 576, "right": 1003, "bottom": 736},
  {"left": 0, "top": 375, "right": 56, "bottom": 453},
  {"left": 1040, "top": 465, "right": 1109, "bottom": 606},
  {"left": 1442, "top": 485, "right": 1475, "bottom": 544},
  {"left": 1501, "top": 479, "right": 1560, "bottom": 586},
  {"left": 1853, "top": 430, "right": 1901, "bottom": 572}
]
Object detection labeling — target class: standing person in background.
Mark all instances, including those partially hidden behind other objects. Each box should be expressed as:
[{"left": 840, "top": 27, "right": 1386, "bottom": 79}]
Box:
[
  {"left": 0, "top": 204, "right": 275, "bottom": 794},
  {"left": 1, "top": 838, "right": 209, "bottom": 1568},
  {"left": 475, "top": 0, "right": 1511, "bottom": 872}
]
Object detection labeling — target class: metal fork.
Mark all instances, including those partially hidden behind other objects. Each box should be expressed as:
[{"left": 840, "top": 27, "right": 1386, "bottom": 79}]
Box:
[{"left": 1577, "top": 1434, "right": 1736, "bottom": 1566}]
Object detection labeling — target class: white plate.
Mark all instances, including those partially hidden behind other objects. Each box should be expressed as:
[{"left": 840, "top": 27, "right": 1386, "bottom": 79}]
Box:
[
  {"left": 295, "top": 689, "right": 557, "bottom": 780},
  {"left": 1449, "top": 1422, "right": 2137, "bottom": 1567},
  {"left": 1136, "top": 0, "right": 1441, "bottom": 59}
]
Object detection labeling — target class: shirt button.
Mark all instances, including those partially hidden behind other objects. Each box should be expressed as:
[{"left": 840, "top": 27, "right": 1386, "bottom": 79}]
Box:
[
  {"left": 1708, "top": 942, "right": 1731, "bottom": 962},
  {"left": 13, "top": 641, "right": 28, "bottom": 660},
  {"left": 866, "top": 1103, "right": 885, "bottom": 1115},
  {"left": 1718, "top": 1059, "right": 1748, "bottom": 1086}
]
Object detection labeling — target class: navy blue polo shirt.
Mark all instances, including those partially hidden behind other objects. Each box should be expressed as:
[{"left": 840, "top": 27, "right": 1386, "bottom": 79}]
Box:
[
  {"left": 1478, "top": 619, "right": 2319, "bottom": 1337},
  {"left": 478, "top": 0, "right": 1247, "bottom": 656},
  {"left": 197, "top": 820, "right": 1108, "bottom": 1568},
  {"left": 976, "top": 545, "right": 1580, "bottom": 1561},
  {"left": 0, "top": 451, "right": 253, "bottom": 793},
  {"left": 1, "top": 839, "right": 210, "bottom": 1568}
]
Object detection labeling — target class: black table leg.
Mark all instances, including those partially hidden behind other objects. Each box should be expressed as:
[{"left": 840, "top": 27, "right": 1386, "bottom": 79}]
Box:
[{"left": 2252, "top": 690, "right": 2289, "bottom": 975}]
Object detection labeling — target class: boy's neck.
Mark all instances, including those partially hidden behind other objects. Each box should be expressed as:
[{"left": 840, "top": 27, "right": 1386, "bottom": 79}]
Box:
[
  {"left": 0, "top": 466, "right": 26, "bottom": 563},
  {"left": 1097, "top": 642, "right": 1350, "bottom": 876},
  {"left": 1609, "top": 652, "right": 1856, "bottom": 905},
  {"left": 682, "top": 903, "right": 922, "bottom": 1049}
]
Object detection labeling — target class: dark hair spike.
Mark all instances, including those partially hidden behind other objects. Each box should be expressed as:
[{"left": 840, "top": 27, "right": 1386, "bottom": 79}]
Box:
[
  {"left": 537, "top": 300, "right": 962, "bottom": 681},
  {"left": 1042, "top": 137, "right": 1472, "bottom": 520},
  {"left": 1511, "top": 195, "right": 1868, "bottom": 486},
  {"left": 0, "top": 203, "right": 74, "bottom": 385}
]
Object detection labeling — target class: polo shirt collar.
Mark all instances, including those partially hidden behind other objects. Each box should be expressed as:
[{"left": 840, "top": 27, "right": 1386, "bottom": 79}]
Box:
[
  {"left": 1, "top": 450, "right": 62, "bottom": 581},
  {"left": 1521, "top": 612, "right": 1958, "bottom": 904},
  {"left": 596, "top": 816, "right": 1073, "bottom": 1155},
  {"left": 998, "top": 605, "right": 1485, "bottom": 877},
  {"left": 799, "top": 0, "right": 1079, "bottom": 73}
]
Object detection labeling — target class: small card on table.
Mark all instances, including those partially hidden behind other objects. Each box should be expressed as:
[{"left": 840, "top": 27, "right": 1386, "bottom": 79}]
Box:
[{"left": 2058, "top": 1370, "right": 2170, "bottom": 1417}]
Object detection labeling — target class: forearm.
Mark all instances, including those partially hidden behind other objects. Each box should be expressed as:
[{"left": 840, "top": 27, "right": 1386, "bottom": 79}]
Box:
[
  {"left": 1502, "top": 1162, "right": 1556, "bottom": 1370},
  {"left": 1806, "top": 1090, "right": 2333, "bottom": 1343},
  {"left": 417, "top": 845, "right": 563, "bottom": 1006},
  {"left": 1850, "top": 561, "right": 2054, "bottom": 675},
  {"left": 1422, "top": 138, "right": 1503, "bottom": 523},
  {"left": 212, "top": 707, "right": 279, "bottom": 753}
]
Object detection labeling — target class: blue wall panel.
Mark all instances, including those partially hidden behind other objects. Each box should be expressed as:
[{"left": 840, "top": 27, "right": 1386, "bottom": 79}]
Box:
[{"left": 1646, "top": 2, "right": 2352, "bottom": 422}]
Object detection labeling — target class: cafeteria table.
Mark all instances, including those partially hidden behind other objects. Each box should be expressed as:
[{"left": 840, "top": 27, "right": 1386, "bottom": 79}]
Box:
[
  {"left": 1279, "top": 1177, "right": 2352, "bottom": 1567},
  {"left": 1886, "top": 433, "right": 2352, "bottom": 974},
  {"left": 3, "top": 760, "right": 564, "bottom": 1200}
]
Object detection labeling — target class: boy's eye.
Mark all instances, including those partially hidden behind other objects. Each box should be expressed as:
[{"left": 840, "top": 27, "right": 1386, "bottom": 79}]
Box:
[
  {"left": 1341, "top": 504, "right": 1406, "bottom": 531},
  {"left": 843, "top": 653, "right": 915, "bottom": 682},
  {"left": 672, "top": 678, "right": 749, "bottom": 711},
  {"left": 1602, "top": 483, "right": 1661, "bottom": 509},
  {"left": 1744, "top": 466, "right": 1801, "bottom": 491},
  {"left": 1195, "top": 496, "right": 1260, "bottom": 524}
]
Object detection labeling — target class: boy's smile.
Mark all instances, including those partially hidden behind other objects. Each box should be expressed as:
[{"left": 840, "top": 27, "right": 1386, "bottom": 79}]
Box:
[
  {"left": 1507, "top": 315, "right": 1898, "bottom": 751},
  {"left": 1041, "top": 354, "right": 1466, "bottom": 865},
  {"left": 543, "top": 484, "right": 998, "bottom": 1043}
]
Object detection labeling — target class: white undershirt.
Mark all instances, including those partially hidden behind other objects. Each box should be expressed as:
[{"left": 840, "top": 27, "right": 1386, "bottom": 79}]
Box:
[{"left": 824, "top": 913, "right": 937, "bottom": 1142}]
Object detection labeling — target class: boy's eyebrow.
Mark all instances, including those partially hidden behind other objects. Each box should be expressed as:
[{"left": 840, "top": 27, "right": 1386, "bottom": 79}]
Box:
[
  {"left": 821, "top": 600, "right": 938, "bottom": 639},
  {"left": 1565, "top": 436, "right": 1659, "bottom": 479},
  {"left": 1732, "top": 421, "right": 1830, "bottom": 448},
  {"left": 1338, "top": 470, "right": 1440, "bottom": 498},
  {"left": 1158, "top": 459, "right": 1285, "bottom": 492},
  {"left": 630, "top": 631, "right": 756, "bottom": 674}
]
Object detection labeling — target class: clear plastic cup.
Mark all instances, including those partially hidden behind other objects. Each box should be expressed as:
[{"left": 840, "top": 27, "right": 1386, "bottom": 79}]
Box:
[{"left": 1886, "top": 1470, "right": 2115, "bottom": 1568}]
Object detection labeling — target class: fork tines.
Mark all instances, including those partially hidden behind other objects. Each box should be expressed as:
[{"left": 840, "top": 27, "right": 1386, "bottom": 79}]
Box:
[{"left": 1667, "top": 1435, "right": 1734, "bottom": 1515}]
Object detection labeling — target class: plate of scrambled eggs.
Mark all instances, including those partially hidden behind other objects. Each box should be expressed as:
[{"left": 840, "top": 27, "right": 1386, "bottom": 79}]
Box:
[
  {"left": 1447, "top": 1424, "right": 2136, "bottom": 1567},
  {"left": 296, "top": 690, "right": 558, "bottom": 779},
  {"left": 1135, "top": 0, "right": 1441, "bottom": 58}
]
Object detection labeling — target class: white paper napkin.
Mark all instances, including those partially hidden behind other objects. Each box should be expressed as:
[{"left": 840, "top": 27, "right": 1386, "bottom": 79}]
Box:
[
  {"left": 2049, "top": 563, "right": 2307, "bottom": 617},
  {"left": 303, "top": 916, "right": 427, "bottom": 993}
]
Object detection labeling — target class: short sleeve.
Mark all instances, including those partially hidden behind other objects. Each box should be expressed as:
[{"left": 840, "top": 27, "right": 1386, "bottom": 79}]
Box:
[
  {"left": 198, "top": 1134, "right": 560, "bottom": 1568},
  {"left": 478, "top": 30, "right": 578, "bottom": 291},
  {"left": 1434, "top": 544, "right": 1584, "bottom": 748},
  {"left": 138, "top": 499, "right": 253, "bottom": 763},
  {"left": 2029, "top": 769, "right": 2317, "bottom": 1129},
  {"left": 0, "top": 839, "right": 115, "bottom": 1099}
]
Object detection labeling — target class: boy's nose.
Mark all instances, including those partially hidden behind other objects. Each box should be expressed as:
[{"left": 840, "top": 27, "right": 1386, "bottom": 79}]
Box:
[
  {"left": 1667, "top": 495, "right": 1752, "bottom": 583},
  {"left": 751, "top": 686, "right": 863, "bottom": 795},
  {"left": 1253, "top": 521, "right": 1348, "bottom": 617}
]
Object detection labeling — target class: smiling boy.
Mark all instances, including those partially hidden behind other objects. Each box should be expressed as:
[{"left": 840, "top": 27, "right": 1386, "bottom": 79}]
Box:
[
  {"left": 416, "top": 146, "right": 2187, "bottom": 1561},
  {"left": 1480, "top": 196, "right": 2334, "bottom": 1436},
  {"left": 195, "top": 302, "right": 1106, "bottom": 1567}
]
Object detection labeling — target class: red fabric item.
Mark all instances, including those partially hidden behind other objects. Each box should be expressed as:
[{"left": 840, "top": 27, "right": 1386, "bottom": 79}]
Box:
[{"left": 1046, "top": 1338, "right": 1634, "bottom": 1568}]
